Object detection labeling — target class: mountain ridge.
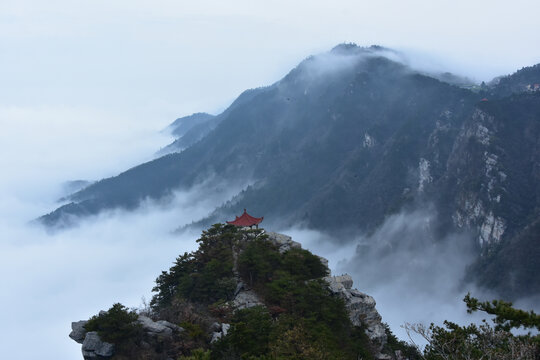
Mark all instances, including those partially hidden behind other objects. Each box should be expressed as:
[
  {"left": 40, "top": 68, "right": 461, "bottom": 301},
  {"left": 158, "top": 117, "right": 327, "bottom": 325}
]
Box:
[{"left": 39, "top": 44, "right": 540, "bottom": 298}]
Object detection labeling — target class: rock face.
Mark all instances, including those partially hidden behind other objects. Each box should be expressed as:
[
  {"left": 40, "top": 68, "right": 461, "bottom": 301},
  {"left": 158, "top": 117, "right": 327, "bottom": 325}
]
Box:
[
  {"left": 325, "top": 274, "right": 387, "bottom": 356},
  {"left": 69, "top": 320, "right": 88, "bottom": 344},
  {"left": 81, "top": 332, "right": 114, "bottom": 360},
  {"left": 448, "top": 108, "right": 508, "bottom": 248},
  {"left": 232, "top": 288, "right": 264, "bottom": 310}
]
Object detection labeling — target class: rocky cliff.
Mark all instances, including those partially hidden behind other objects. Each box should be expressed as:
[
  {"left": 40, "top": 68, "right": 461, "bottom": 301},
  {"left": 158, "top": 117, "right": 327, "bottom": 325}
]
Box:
[{"left": 69, "top": 225, "right": 413, "bottom": 359}]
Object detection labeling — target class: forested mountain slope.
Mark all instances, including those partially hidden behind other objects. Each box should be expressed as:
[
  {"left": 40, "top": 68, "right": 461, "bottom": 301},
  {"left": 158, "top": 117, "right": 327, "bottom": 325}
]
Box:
[{"left": 40, "top": 44, "right": 540, "bottom": 298}]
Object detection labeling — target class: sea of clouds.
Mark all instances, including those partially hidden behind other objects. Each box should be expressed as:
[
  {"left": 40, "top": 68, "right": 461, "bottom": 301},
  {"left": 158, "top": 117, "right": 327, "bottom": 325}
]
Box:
[{"left": 0, "top": 105, "right": 240, "bottom": 359}]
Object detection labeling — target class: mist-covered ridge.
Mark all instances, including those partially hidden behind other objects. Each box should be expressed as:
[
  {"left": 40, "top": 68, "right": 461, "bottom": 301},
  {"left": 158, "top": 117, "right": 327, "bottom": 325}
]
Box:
[{"left": 39, "top": 43, "right": 540, "bottom": 298}]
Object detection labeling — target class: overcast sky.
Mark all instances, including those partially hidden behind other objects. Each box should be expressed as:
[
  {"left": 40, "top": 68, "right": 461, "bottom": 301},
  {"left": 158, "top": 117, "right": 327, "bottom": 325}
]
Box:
[
  {"left": 2, "top": 0, "right": 540, "bottom": 125},
  {"left": 1, "top": 1, "right": 540, "bottom": 359}
]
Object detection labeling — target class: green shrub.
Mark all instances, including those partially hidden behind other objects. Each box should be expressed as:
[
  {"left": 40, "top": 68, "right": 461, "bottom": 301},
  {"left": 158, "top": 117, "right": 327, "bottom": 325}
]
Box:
[
  {"left": 150, "top": 224, "right": 381, "bottom": 359},
  {"left": 151, "top": 224, "right": 241, "bottom": 308},
  {"left": 212, "top": 306, "right": 274, "bottom": 359},
  {"left": 84, "top": 303, "right": 142, "bottom": 344},
  {"left": 281, "top": 248, "right": 328, "bottom": 280},
  {"left": 179, "top": 348, "right": 211, "bottom": 360},
  {"left": 405, "top": 294, "right": 540, "bottom": 360},
  {"left": 180, "top": 321, "right": 206, "bottom": 341},
  {"left": 238, "top": 238, "right": 281, "bottom": 287}
]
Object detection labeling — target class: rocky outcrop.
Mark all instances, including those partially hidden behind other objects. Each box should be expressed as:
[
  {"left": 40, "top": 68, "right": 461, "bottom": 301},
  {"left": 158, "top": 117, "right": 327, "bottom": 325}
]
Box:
[
  {"left": 266, "top": 231, "right": 301, "bottom": 253},
  {"left": 70, "top": 321, "right": 114, "bottom": 359},
  {"left": 70, "top": 314, "right": 184, "bottom": 359},
  {"left": 210, "top": 322, "right": 231, "bottom": 343},
  {"left": 325, "top": 274, "right": 388, "bottom": 358},
  {"left": 70, "top": 230, "right": 391, "bottom": 359},
  {"left": 69, "top": 320, "right": 88, "bottom": 344},
  {"left": 82, "top": 332, "right": 115, "bottom": 360},
  {"left": 264, "top": 231, "right": 328, "bottom": 269},
  {"left": 444, "top": 108, "right": 510, "bottom": 249},
  {"left": 232, "top": 288, "right": 264, "bottom": 310},
  {"left": 137, "top": 315, "right": 184, "bottom": 338}
]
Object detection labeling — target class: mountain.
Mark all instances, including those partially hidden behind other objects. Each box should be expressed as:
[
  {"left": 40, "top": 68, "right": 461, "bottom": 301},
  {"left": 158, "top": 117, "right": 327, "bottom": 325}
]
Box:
[
  {"left": 69, "top": 225, "right": 417, "bottom": 359},
  {"left": 158, "top": 88, "right": 267, "bottom": 155},
  {"left": 485, "top": 63, "right": 540, "bottom": 98},
  {"left": 39, "top": 44, "right": 540, "bottom": 298},
  {"left": 168, "top": 112, "right": 216, "bottom": 138},
  {"left": 158, "top": 112, "right": 217, "bottom": 155}
]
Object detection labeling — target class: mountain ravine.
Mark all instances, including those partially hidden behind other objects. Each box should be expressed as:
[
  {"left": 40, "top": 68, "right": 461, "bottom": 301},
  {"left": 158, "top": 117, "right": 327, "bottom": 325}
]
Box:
[{"left": 40, "top": 44, "right": 540, "bottom": 299}]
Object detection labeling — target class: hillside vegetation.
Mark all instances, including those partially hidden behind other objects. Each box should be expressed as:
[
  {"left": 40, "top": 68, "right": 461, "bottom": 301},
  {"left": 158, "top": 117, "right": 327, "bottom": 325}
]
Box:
[
  {"left": 75, "top": 225, "right": 540, "bottom": 360},
  {"left": 78, "top": 225, "right": 417, "bottom": 359}
]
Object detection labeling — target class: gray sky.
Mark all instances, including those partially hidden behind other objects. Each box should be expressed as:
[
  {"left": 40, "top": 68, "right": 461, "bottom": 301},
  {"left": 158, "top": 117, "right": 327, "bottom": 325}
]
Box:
[
  {"left": 2, "top": 0, "right": 540, "bottom": 124},
  {"left": 1, "top": 1, "right": 540, "bottom": 359}
]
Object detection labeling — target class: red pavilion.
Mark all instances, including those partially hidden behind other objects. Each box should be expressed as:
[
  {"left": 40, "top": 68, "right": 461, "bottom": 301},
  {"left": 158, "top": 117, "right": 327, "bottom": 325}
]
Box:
[{"left": 227, "top": 209, "right": 264, "bottom": 228}]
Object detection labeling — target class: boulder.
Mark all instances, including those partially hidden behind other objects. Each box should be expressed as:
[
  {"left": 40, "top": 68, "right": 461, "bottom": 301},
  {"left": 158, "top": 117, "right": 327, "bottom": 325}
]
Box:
[
  {"left": 69, "top": 320, "right": 88, "bottom": 344},
  {"left": 232, "top": 289, "right": 264, "bottom": 310},
  {"left": 211, "top": 332, "right": 221, "bottom": 343},
  {"left": 81, "top": 332, "right": 114, "bottom": 359},
  {"left": 211, "top": 322, "right": 231, "bottom": 343},
  {"left": 266, "top": 232, "right": 302, "bottom": 253},
  {"left": 334, "top": 274, "right": 353, "bottom": 289},
  {"left": 137, "top": 315, "right": 183, "bottom": 338},
  {"left": 222, "top": 323, "right": 230, "bottom": 336}
]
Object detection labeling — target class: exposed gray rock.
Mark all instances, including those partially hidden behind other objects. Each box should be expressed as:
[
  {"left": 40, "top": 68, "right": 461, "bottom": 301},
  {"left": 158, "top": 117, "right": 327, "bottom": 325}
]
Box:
[
  {"left": 234, "top": 281, "right": 245, "bottom": 296},
  {"left": 69, "top": 320, "right": 88, "bottom": 344},
  {"left": 157, "top": 320, "right": 183, "bottom": 332},
  {"left": 210, "top": 323, "right": 231, "bottom": 343},
  {"left": 266, "top": 231, "right": 301, "bottom": 253},
  {"left": 317, "top": 255, "right": 329, "bottom": 269},
  {"left": 138, "top": 315, "right": 183, "bottom": 337},
  {"left": 81, "top": 332, "right": 114, "bottom": 359},
  {"left": 222, "top": 323, "right": 230, "bottom": 336},
  {"left": 394, "top": 350, "right": 407, "bottom": 360},
  {"left": 211, "top": 332, "right": 221, "bottom": 343},
  {"left": 210, "top": 322, "right": 221, "bottom": 332},
  {"left": 324, "top": 274, "right": 387, "bottom": 351},
  {"left": 330, "top": 274, "right": 354, "bottom": 290},
  {"left": 232, "top": 289, "right": 264, "bottom": 310}
]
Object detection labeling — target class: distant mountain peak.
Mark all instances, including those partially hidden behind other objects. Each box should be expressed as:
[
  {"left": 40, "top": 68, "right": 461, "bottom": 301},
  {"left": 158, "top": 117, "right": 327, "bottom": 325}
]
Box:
[
  {"left": 39, "top": 44, "right": 540, "bottom": 299},
  {"left": 330, "top": 43, "right": 392, "bottom": 54}
]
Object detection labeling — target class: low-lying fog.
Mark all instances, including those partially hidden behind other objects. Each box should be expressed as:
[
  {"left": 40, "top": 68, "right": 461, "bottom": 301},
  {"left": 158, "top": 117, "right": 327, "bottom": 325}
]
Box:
[
  {"left": 1, "top": 104, "right": 536, "bottom": 360},
  {"left": 0, "top": 106, "right": 239, "bottom": 359},
  {"left": 281, "top": 211, "right": 489, "bottom": 345}
]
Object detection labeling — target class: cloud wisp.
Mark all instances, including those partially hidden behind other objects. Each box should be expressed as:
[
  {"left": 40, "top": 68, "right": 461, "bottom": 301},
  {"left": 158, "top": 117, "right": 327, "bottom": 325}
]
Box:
[
  {"left": 0, "top": 181, "right": 248, "bottom": 360},
  {"left": 278, "top": 206, "right": 492, "bottom": 345},
  {"left": 0, "top": 104, "right": 251, "bottom": 359}
]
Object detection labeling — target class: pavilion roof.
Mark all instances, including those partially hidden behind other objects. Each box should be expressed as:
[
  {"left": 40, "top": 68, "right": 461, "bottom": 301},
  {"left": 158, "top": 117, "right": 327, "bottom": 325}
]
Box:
[{"left": 226, "top": 209, "right": 263, "bottom": 227}]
